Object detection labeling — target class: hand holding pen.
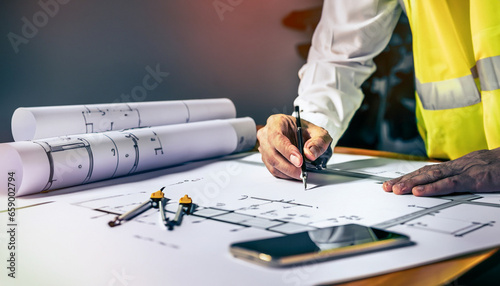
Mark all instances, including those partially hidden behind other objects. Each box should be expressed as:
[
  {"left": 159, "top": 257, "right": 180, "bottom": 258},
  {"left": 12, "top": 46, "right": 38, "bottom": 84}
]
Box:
[
  {"left": 256, "top": 107, "right": 333, "bottom": 185},
  {"left": 294, "top": 106, "right": 308, "bottom": 189}
]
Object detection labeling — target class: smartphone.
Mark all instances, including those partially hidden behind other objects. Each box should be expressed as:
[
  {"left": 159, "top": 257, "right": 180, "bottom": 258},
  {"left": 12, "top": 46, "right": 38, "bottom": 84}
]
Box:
[{"left": 230, "top": 224, "right": 413, "bottom": 267}]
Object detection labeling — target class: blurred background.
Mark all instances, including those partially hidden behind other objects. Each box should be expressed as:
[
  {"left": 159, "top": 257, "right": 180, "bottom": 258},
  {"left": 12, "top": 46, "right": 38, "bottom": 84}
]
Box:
[{"left": 0, "top": 0, "right": 423, "bottom": 155}]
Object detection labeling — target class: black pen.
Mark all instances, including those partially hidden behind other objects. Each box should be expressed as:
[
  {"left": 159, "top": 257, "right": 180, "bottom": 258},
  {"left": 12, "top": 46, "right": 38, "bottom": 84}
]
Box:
[{"left": 294, "top": 106, "right": 307, "bottom": 190}]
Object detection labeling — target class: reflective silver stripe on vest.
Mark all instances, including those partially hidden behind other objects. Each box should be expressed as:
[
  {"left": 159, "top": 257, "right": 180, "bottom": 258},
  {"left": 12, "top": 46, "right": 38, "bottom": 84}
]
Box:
[
  {"left": 477, "top": 55, "right": 500, "bottom": 91},
  {"left": 416, "top": 75, "right": 481, "bottom": 110}
]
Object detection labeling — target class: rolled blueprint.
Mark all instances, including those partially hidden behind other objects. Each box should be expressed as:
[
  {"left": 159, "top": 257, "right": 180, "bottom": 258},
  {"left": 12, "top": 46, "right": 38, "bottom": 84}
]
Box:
[
  {"left": 1, "top": 117, "right": 256, "bottom": 196},
  {"left": 11, "top": 98, "right": 236, "bottom": 141}
]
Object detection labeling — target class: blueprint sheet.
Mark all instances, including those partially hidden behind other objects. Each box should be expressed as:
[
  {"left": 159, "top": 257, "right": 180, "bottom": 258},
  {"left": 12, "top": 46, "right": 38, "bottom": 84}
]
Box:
[{"left": 1, "top": 152, "right": 500, "bottom": 286}]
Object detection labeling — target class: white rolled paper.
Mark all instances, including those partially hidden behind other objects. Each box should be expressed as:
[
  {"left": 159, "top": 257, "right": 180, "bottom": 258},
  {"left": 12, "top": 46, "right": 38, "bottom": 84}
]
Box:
[
  {"left": 11, "top": 98, "right": 236, "bottom": 141},
  {"left": 1, "top": 117, "right": 256, "bottom": 196}
]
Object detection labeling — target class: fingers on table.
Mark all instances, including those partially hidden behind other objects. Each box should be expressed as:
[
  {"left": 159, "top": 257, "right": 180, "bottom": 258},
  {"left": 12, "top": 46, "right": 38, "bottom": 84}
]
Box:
[{"left": 383, "top": 164, "right": 456, "bottom": 196}]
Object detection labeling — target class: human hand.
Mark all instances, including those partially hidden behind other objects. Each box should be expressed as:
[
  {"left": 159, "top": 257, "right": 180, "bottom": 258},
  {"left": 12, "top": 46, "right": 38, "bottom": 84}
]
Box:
[
  {"left": 382, "top": 148, "right": 500, "bottom": 196},
  {"left": 256, "top": 114, "right": 332, "bottom": 180}
]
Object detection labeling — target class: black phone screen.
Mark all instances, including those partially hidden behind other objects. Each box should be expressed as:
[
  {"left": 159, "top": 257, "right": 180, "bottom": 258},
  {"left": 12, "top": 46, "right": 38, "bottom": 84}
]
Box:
[{"left": 230, "top": 224, "right": 413, "bottom": 267}]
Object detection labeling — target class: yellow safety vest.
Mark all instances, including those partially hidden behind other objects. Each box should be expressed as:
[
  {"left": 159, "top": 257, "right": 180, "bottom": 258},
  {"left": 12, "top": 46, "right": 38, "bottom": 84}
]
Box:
[{"left": 401, "top": 0, "right": 500, "bottom": 160}]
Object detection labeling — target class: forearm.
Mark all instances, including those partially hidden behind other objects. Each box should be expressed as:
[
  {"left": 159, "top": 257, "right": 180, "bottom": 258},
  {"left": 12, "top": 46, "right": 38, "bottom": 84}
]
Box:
[{"left": 295, "top": 0, "right": 402, "bottom": 145}]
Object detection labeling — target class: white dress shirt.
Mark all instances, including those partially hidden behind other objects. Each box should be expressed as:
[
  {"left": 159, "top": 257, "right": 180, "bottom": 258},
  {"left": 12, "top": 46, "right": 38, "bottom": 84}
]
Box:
[{"left": 294, "top": 0, "right": 403, "bottom": 147}]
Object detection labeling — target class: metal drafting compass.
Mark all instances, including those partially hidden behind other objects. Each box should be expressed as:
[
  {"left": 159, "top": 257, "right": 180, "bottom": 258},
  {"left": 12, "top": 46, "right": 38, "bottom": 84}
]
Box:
[
  {"left": 108, "top": 187, "right": 169, "bottom": 227},
  {"left": 166, "top": 194, "right": 195, "bottom": 230}
]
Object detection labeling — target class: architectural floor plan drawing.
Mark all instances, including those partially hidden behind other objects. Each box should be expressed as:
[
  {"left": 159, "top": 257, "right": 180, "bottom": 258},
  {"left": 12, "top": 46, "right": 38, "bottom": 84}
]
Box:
[
  {"left": 69, "top": 153, "right": 500, "bottom": 240},
  {"left": 81, "top": 104, "right": 141, "bottom": 134},
  {"left": 3, "top": 152, "right": 500, "bottom": 286}
]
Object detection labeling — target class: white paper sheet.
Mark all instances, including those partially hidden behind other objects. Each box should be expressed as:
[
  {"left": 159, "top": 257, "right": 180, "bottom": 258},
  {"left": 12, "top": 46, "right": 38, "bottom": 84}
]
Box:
[
  {"left": 2, "top": 153, "right": 500, "bottom": 286},
  {"left": 0, "top": 118, "right": 256, "bottom": 196},
  {"left": 11, "top": 98, "right": 236, "bottom": 141}
]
